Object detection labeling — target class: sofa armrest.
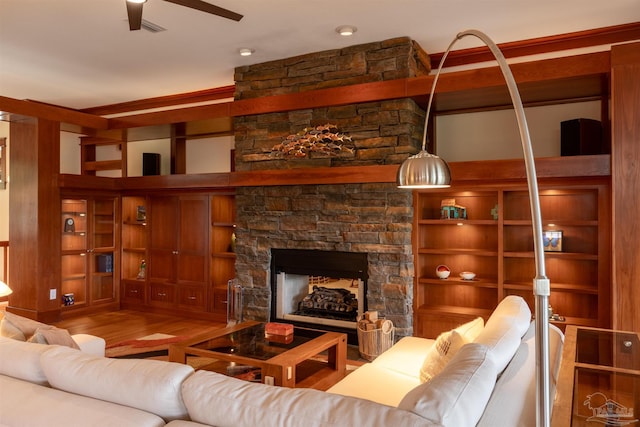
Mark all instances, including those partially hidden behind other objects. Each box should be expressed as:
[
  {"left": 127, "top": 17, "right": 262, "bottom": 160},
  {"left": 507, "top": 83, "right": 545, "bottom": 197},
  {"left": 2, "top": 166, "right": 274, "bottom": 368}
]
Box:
[{"left": 71, "top": 333, "right": 106, "bottom": 357}]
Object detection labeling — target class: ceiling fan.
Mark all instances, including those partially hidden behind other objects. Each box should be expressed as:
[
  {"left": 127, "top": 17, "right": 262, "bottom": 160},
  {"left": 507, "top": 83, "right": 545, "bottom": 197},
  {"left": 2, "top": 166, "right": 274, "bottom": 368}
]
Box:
[{"left": 125, "top": 0, "right": 243, "bottom": 31}]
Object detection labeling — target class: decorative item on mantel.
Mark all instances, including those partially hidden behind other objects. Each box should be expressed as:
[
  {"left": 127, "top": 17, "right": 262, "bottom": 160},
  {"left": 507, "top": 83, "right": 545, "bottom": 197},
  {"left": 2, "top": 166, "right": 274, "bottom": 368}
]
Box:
[
  {"left": 270, "top": 124, "right": 355, "bottom": 158},
  {"left": 440, "top": 198, "right": 467, "bottom": 220}
]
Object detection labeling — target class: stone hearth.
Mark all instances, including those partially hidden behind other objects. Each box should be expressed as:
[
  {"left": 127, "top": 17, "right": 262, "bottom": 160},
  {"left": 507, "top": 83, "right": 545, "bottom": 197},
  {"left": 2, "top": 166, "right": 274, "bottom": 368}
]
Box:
[{"left": 232, "top": 37, "right": 430, "bottom": 338}]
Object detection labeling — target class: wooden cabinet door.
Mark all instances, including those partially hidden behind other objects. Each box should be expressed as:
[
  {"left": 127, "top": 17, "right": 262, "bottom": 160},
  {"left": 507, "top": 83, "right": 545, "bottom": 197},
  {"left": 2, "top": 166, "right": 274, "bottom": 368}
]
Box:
[
  {"left": 89, "top": 197, "right": 116, "bottom": 304},
  {"left": 176, "top": 195, "right": 209, "bottom": 286},
  {"left": 148, "top": 196, "right": 179, "bottom": 284}
]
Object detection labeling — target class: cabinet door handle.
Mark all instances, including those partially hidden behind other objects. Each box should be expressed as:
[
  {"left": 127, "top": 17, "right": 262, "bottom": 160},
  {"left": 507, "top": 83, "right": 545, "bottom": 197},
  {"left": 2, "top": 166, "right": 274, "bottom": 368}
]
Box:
[
  {"left": 188, "top": 296, "right": 196, "bottom": 300},
  {"left": 157, "top": 292, "right": 167, "bottom": 297},
  {"left": 130, "top": 290, "right": 138, "bottom": 294}
]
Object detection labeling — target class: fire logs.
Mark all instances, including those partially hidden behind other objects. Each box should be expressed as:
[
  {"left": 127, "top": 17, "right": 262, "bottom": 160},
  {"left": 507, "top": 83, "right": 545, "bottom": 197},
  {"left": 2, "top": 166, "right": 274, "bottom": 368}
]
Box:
[{"left": 297, "top": 285, "right": 358, "bottom": 320}]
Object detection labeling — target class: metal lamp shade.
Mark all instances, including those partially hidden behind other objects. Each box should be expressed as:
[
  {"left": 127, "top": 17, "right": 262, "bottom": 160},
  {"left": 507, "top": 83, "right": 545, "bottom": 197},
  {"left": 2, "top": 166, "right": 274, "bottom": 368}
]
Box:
[{"left": 396, "top": 150, "right": 451, "bottom": 188}]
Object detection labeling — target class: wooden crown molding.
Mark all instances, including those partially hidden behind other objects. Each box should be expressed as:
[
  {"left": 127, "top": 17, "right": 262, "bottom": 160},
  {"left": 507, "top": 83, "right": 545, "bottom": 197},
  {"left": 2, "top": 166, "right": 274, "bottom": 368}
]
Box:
[
  {"left": 429, "top": 21, "right": 640, "bottom": 69},
  {"left": 80, "top": 85, "right": 236, "bottom": 117}
]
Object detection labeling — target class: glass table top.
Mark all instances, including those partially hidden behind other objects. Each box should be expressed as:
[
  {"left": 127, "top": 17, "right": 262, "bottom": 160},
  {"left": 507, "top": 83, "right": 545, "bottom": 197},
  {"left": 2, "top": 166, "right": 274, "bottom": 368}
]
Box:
[
  {"left": 189, "top": 323, "right": 325, "bottom": 361},
  {"left": 576, "top": 328, "right": 640, "bottom": 370}
]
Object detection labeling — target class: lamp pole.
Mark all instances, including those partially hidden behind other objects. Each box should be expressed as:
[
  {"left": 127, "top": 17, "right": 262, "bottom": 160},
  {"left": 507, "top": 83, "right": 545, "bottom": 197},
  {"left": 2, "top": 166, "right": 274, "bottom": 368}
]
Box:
[{"left": 399, "top": 30, "right": 552, "bottom": 427}]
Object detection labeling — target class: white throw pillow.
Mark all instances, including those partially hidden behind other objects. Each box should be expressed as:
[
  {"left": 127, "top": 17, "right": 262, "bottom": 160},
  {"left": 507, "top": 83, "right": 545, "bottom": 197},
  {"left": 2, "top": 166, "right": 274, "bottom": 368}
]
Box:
[
  {"left": 400, "top": 343, "right": 497, "bottom": 427},
  {"left": 419, "top": 317, "right": 484, "bottom": 383},
  {"left": 454, "top": 316, "right": 484, "bottom": 341},
  {"left": 419, "top": 329, "right": 466, "bottom": 383}
]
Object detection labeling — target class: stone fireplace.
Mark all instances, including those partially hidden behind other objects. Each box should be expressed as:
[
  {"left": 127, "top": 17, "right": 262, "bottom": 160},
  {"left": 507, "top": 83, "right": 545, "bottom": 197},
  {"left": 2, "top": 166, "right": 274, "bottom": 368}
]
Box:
[{"left": 231, "top": 37, "right": 430, "bottom": 338}]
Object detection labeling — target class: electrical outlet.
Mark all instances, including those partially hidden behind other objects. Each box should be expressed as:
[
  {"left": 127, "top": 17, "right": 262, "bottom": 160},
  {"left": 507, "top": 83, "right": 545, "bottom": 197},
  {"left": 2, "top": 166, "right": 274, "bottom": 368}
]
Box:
[
  {"left": 264, "top": 376, "right": 275, "bottom": 386},
  {"left": 49, "top": 289, "right": 57, "bottom": 300}
]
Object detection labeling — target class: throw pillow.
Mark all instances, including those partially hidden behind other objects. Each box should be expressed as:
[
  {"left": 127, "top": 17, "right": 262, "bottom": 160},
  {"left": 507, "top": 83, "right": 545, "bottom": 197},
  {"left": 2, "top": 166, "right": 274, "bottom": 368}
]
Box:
[
  {"left": 454, "top": 316, "right": 484, "bottom": 341},
  {"left": 2, "top": 311, "right": 54, "bottom": 340},
  {"left": 399, "top": 343, "right": 498, "bottom": 427},
  {"left": 0, "top": 318, "right": 26, "bottom": 341},
  {"left": 28, "top": 327, "right": 80, "bottom": 350},
  {"left": 418, "top": 317, "right": 484, "bottom": 383},
  {"left": 419, "top": 329, "right": 467, "bottom": 383}
]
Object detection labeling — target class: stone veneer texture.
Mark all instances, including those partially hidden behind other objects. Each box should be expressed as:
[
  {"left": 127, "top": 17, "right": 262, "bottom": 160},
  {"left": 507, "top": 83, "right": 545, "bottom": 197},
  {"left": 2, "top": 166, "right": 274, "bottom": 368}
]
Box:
[
  {"left": 234, "top": 183, "right": 415, "bottom": 336},
  {"left": 232, "top": 37, "right": 430, "bottom": 337}
]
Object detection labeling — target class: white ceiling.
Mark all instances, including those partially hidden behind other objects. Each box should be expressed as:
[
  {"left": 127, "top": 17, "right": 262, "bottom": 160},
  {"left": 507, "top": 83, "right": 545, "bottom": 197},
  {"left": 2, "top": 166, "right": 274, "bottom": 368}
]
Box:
[{"left": 1, "top": 0, "right": 639, "bottom": 111}]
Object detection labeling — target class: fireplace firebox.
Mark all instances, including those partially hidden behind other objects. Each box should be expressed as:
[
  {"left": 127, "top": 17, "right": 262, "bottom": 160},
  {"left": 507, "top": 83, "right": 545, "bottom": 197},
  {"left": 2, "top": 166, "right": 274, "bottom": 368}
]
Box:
[{"left": 270, "top": 249, "right": 368, "bottom": 344}]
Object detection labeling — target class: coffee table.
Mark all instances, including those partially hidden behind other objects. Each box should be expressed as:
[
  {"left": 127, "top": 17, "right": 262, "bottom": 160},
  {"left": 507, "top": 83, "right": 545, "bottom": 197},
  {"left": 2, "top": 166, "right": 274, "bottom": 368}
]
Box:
[{"left": 168, "top": 321, "right": 347, "bottom": 389}]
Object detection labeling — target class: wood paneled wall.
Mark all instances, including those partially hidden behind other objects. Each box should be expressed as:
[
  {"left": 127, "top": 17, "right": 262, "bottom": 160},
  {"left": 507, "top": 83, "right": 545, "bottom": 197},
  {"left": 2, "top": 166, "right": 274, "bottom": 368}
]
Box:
[{"left": 611, "top": 41, "right": 640, "bottom": 332}]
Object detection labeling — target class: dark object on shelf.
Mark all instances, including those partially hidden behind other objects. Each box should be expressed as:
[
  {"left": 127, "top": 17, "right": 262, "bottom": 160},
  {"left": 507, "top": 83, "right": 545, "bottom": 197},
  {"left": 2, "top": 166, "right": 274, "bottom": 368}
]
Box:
[
  {"left": 63, "top": 217, "right": 75, "bottom": 233},
  {"left": 142, "top": 153, "right": 161, "bottom": 176},
  {"left": 62, "top": 293, "right": 74, "bottom": 306},
  {"left": 561, "top": 118, "right": 606, "bottom": 156},
  {"left": 97, "top": 254, "right": 114, "bottom": 273}
]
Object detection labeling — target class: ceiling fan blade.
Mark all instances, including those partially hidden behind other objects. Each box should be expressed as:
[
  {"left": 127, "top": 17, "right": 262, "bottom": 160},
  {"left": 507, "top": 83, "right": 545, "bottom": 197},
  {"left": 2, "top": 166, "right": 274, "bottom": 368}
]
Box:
[
  {"left": 126, "top": 1, "right": 145, "bottom": 31},
  {"left": 163, "top": 0, "right": 243, "bottom": 21}
]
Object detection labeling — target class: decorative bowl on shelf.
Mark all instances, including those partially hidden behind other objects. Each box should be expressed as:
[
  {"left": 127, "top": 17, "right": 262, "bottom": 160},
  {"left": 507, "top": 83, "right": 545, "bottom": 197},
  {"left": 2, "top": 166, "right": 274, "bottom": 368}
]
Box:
[
  {"left": 435, "top": 265, "right": 450, "bottom": 279},
  {"left": 460, "top": 271, "right": 476, "bottom": 280}
]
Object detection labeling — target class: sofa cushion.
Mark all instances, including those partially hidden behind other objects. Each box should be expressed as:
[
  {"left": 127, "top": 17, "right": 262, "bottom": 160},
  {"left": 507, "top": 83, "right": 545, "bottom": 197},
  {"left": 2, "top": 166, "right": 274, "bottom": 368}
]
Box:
[
  {"left": 399, "top": 343, "right": 497, "bottom": 426},
  {"left": 477, "top": 322, "right": 564, "bottom": 427},
  {"left": 0, "top": 335, "right": 51, "bottom": 385},
  {"left": 0, "top": 375, "right": 166, "bottom": 427},
  {"left": 326, "top": 362, "right": 421, "bottom": 407},
  {"left": 182, "top": 370, "right": 433, "bottom": 427},
  {"left": 370, "top": 336, "right": 434, "bottom": 378},
  {"left": 40, "top": 345, "right": 193, "bottom": 421},
  {"left": 473, "top": 295, "right": 531, "bottom": 373}
]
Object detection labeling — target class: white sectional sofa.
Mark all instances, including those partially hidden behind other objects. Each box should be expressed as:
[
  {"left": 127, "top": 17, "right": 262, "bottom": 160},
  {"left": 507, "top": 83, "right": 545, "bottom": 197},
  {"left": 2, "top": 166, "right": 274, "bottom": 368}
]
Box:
[{"left": 0, "top": 296, "right": 564, "bottom": 427}]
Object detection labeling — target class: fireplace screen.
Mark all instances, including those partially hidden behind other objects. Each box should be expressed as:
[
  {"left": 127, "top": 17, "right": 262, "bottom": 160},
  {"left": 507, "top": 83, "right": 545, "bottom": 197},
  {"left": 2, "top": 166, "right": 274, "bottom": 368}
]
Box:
[
  {"left": 276, "top": 273, "right": 364, "bottom": 329},
  {"left": 271, "top": 249, "right": 368, "bottom": 332}
]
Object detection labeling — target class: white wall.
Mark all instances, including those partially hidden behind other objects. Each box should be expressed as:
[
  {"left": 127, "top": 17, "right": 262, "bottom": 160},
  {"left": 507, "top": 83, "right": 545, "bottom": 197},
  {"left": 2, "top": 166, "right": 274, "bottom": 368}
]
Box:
[
  {"left": 186, "top": 135, "right": 234, "bottom": 174},
  {"left": 436, "top": 100, "right": 602, "bottom": 161},
  {"left": 60, "top": 131, "right": 82, "bottom": 175}
]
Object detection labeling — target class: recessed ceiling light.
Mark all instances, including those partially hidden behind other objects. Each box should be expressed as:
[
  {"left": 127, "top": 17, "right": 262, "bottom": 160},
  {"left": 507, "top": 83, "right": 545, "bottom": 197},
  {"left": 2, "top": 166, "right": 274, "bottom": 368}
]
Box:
[
  {"left": 239, "top": 48, "right": 255, "bottom": 57},
  {"left": 336, "top": 25, "right": 357, "bottom": 36}
]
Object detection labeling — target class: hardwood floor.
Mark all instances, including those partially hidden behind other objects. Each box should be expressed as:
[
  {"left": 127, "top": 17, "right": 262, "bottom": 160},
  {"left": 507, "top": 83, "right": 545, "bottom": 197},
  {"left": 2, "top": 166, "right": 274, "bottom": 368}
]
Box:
[{"left": 51, "top": 309, "right": 226, "bottom": 347}]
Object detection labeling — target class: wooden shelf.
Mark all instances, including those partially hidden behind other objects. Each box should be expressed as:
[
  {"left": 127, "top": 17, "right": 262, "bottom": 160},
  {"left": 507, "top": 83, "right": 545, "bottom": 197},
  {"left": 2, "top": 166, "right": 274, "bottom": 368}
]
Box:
[{"left": 413, "top": 177, "right": 610, "bottom": 338}]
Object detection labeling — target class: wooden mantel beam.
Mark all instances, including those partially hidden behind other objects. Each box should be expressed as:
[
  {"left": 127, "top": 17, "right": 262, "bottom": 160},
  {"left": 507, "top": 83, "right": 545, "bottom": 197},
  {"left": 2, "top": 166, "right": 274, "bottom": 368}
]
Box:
[{"left": 107, "top": 51, "right": 610, "bottom": 130}]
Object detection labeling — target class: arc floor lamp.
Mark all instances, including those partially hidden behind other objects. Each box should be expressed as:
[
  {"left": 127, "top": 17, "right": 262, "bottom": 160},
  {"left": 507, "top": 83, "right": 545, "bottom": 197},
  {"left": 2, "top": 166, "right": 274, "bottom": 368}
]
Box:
[{"left": 397, "top": 30, "right": 551, "bottom": 427}]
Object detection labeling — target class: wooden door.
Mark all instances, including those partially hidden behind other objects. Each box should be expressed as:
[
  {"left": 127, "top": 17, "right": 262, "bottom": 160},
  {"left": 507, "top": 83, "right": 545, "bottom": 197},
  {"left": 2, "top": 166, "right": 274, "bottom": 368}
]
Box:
[
  {"left": 148, "top": 196, "right": 179, "bottom": 284},
  {"left": 176, "top": 195, "right": 209, "bottom": 286}
]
